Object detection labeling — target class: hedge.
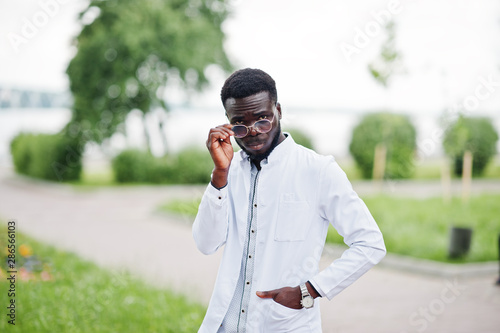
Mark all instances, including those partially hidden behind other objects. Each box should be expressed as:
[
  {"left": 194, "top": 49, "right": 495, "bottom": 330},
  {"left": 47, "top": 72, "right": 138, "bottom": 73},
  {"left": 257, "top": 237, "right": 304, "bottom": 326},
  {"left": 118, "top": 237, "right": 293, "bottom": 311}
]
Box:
[
  {"left": 112, "top": 147, "right": 212, "bottom": 184},
  {"left": 10, "top": 132, "right": 82, "bottom": 181}
]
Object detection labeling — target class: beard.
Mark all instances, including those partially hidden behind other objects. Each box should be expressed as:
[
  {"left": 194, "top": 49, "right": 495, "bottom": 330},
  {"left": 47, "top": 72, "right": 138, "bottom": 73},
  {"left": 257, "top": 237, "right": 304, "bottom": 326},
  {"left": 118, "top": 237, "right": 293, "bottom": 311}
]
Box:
[{"left": 236, "top": 123, "right": 283, "bottom": 163}]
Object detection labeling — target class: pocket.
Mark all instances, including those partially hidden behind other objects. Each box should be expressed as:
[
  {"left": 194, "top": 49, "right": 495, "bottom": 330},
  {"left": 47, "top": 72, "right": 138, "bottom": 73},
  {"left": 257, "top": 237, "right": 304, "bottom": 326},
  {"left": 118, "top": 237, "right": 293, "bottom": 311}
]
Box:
[
  {"left": 275, "top": 199, "right": 310, "bottom": 241},
  {"left": 266, "top": 302, "right": 306, "bottom": 332}
]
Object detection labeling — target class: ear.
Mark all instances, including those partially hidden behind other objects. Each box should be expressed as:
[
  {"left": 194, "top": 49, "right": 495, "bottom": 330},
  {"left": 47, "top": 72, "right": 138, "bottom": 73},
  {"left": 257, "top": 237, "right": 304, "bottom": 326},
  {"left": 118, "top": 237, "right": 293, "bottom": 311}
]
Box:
[{"left": 276, "top": 102, "right": 282, "bottom": 120}]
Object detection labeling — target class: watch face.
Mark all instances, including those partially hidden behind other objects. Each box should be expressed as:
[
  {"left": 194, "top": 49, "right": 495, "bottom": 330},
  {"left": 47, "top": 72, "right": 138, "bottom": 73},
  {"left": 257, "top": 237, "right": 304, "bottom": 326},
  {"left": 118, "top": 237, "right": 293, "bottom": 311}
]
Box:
[{"left": 301, "top": 296, "right": 314, "bottom": 308}]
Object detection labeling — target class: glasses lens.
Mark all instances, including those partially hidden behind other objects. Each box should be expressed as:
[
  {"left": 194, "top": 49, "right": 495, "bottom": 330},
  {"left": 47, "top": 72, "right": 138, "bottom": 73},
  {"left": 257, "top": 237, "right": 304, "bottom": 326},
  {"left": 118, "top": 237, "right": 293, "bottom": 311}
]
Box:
[
  {"left": 232, "top": 125, "right": 248, "bottom": 138},
  {"left": 255, "top": 119, "right": 272, "bottom": 133}
]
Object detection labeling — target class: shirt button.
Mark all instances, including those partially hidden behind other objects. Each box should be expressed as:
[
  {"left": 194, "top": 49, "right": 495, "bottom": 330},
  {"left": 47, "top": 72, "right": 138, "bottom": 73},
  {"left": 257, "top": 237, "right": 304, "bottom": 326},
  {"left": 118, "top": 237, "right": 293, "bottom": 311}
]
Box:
[
  {"left": 254, "top": 203, "right": 257, "bottom": 207},
  {"left": 246, "top": 281, "right": 250, "bottom": 285},
  {"left": 218, "top": 196, "right": 222, "bottom": 200},
  {"left": 242, "top": 309, "right": 245, "bottom": 313},
  {"left": 251, "top": 230, "right": 255, "bottom": 233},
  {"left": 249, "top": 255, "right": 252, "bottom": 258}
]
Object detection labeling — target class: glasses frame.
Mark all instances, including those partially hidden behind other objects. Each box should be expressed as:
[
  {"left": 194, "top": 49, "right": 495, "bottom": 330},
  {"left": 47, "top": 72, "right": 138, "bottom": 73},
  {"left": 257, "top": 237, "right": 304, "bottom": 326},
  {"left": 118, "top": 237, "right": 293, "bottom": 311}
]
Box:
[{"left": 231, "top": 115, "right": 275, "bottom": 138}]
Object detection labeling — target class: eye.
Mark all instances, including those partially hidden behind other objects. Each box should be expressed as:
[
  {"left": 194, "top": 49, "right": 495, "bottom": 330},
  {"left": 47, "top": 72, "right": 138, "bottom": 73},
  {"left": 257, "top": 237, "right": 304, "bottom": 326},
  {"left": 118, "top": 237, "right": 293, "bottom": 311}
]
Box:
[{"left": 258, "top": 115, "right": 268, "bottom": 120}]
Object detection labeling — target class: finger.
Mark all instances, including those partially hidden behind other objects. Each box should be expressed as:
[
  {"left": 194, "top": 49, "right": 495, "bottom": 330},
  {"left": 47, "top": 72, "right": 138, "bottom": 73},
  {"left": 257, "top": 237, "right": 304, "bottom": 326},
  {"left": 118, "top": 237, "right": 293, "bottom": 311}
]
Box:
[
  {"left": 208, "top": 129, "right": 230, "bottom": 145},
  {"left": 219, "top": 123, "right": 234, "bottom": 130},
  {"left": 209, "top": 127, "right": 233, "bottom": 143},
  {"left": 215, "top": 124, "right": 234, "bottom": 136},
  {"left": 256, "top": 290, "right": 278, "bottom": 299}
]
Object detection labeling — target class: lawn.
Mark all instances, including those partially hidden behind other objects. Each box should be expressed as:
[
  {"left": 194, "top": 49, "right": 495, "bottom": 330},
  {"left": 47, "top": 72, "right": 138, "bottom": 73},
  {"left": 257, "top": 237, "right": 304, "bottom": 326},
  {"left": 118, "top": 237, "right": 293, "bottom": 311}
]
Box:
[
  {"left": 0, "top": 226, "right": 205, "bottom": 332},
  {"left": 161, "top": 194, "right": 500, "bottom": 263}
]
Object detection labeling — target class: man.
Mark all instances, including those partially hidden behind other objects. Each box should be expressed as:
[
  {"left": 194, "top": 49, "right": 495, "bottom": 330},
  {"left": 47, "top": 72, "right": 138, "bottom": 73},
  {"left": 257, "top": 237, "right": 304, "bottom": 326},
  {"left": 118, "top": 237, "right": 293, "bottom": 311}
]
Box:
[{"left": 193, "top": 68, "right": 386, "bottom": 332}]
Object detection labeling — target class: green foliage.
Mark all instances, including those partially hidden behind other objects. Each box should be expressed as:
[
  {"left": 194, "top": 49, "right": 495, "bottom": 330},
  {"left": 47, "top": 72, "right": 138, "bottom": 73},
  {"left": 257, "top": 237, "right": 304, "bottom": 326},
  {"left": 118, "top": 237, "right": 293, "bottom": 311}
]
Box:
[
  {"left": 111, "top": 149, "right": 153, "bottom": 183},
  {"left": 112, "top": 147, "right": 211, "bottom": 184},
  {"left": 10, "top": 133, "right": 32, "bottom": 175},
  {"left": 171, "top": 147, "right": 214, "bottom": 184},
  {"left": 0, "top": 226, "right": 205, "bottom": 332},
  {"left": 285, "top": 128, "right": 314, "bottom": 150},
  {"left": 368, "top": 21, "right": 404, "bottom": 87},
  {"left": 10, "top": 132, "right": 82, "bottom": 181},
  {"left": 66, "top": 0, "right": 232, "bottom": 149},
  {"left": 349, "top": 112, "right": 417, "bottom": 179},
  {"left": 443, "top": 115, "right": 499, "bottom": 176},
  {"left": 326, "top": 194, "right": 500, "bottom": 263}
]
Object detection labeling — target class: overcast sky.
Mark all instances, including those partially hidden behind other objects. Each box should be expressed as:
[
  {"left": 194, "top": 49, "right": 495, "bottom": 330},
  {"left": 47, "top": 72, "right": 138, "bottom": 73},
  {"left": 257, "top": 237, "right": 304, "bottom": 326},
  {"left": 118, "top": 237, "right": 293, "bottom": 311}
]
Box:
[{"left": 1, "top": 0, "right": 500, "bottom": 115}]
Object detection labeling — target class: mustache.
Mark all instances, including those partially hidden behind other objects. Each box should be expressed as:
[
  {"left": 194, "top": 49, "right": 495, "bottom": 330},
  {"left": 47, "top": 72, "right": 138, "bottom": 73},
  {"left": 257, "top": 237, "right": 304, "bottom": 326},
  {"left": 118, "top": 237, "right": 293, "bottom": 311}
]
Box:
[
  {"left": 245, "top": 139, "right": 264, "bottom": 145},
  {"left": 241, "top": 137, "right": 265, "bottom": 145}
]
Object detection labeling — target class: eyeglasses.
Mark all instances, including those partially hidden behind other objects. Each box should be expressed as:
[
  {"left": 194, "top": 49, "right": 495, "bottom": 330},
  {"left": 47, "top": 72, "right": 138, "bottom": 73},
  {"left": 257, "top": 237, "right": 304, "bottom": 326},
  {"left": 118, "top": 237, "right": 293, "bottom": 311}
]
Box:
[{"left": 231, "top": 116, "right": 274, "bottom": 138}]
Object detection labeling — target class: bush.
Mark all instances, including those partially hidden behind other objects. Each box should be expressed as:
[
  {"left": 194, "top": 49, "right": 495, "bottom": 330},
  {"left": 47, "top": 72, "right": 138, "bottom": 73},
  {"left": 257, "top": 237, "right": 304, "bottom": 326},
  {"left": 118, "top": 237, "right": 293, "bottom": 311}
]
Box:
[
  {"left": 112, "top": 147, "right": 212, "bottom": 184},
  {"left": 443, "top": 115, "right": 499, "bottom": 176},
  {"left": 111, "top": 149, "right": 156, "bottom": 183},
  {"left": 349, "top": 112, "right": 417, "bottom": 179},
  {"left": 10, "top": 133, "right": 33, "bottom": 175},
  {"left": 170, "top": 147, "right": 213, "bottom": 184},
  {"left": 10, "top": 132, "right": 82, "bottom": 181},
  {"left": 285, "top": 128, "right": 314, "bottom": 150}
]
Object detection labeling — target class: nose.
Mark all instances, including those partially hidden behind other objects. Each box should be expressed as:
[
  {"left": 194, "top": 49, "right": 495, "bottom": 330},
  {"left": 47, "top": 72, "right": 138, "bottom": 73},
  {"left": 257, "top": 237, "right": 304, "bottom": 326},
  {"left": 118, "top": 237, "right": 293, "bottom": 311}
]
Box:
[{"left": 248, "top": 125, "right": 258, "bottom": 136}]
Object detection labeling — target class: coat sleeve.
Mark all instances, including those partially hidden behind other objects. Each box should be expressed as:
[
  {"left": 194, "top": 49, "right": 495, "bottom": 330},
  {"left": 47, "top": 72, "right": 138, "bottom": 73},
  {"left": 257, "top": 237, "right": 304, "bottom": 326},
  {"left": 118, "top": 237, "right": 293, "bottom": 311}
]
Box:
[
  {"left": 310, "top": 159, "right": 386, "bottom": 300},
  {"left": 192, "top": 183, "right": 229, "bottom": 255}
]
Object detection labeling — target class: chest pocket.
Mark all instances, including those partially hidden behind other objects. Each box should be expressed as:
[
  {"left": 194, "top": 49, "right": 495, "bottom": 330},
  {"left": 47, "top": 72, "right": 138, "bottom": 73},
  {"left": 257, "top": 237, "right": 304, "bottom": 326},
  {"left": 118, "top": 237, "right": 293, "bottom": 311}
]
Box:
[{"left": 275, "top": 194, "right": 311, "bottom": 241}]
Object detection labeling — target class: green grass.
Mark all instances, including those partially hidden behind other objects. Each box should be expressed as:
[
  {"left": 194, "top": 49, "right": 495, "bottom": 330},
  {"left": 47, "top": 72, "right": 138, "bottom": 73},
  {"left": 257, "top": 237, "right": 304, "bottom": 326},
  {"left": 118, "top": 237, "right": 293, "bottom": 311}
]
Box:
[
  {"left": 161, "top": 194, "right": 500, "bottom": 263},
  {"left": 0, "top": 226, "right": 205, "bottom": 332},
  {"left": 326, "top": 194, "right": 500, "bottom": 263},
  {"left": 68, "top": 168, "right": 116, "bottom": 187}
]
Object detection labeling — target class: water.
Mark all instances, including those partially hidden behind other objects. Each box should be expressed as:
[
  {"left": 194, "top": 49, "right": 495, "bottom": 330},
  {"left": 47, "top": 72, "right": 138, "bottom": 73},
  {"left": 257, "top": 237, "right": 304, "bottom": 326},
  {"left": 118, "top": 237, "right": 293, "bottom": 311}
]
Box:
[{"left": 1, "top": 107, "right": 499, "bottom": 168}]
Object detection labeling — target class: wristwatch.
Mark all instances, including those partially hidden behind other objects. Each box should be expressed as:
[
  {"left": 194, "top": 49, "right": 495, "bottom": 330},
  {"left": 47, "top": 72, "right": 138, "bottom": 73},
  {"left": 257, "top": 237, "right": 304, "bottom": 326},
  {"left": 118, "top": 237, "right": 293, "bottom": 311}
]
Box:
[{"left": 299, "top": 283, "right": 314, "bottom": 309}]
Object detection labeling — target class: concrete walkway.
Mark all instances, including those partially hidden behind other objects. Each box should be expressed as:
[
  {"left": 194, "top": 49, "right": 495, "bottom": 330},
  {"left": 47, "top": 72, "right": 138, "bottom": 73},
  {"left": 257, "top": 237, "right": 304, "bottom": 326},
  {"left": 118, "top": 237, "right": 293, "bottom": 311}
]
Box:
[{"left": 1, "top": 170, "right": 499, "bottom": 332}]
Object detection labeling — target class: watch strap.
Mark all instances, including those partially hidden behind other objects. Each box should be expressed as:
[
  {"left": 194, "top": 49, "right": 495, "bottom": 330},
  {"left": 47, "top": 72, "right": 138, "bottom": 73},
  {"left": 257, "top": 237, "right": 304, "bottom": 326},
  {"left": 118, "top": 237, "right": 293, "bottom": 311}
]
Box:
[{"left": 300, "top": 283, "right": 310, "bottom": 297}]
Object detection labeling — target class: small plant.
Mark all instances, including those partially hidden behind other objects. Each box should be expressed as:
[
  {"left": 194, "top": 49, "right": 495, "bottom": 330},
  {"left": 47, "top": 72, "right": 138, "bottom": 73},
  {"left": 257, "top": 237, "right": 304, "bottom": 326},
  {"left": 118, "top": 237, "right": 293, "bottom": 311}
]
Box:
[{"left": 1, "top": 242, "right": 53, "bottom": 282}]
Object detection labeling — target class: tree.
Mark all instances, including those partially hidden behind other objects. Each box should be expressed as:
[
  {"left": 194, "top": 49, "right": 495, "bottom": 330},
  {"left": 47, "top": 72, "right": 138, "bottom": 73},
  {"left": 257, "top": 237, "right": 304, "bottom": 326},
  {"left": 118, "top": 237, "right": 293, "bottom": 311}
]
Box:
[
  {"left": 368, "top": 20, "right": 404, "bottom": 87},
  {"left": 349, "top": 112, "right": 417, "bottom": 179},
  {"left": 443, "top": 115, "right": 498, "bottom": 176},
  {"left": 66, "top": 0, "right": 232, "bottom": 152}
]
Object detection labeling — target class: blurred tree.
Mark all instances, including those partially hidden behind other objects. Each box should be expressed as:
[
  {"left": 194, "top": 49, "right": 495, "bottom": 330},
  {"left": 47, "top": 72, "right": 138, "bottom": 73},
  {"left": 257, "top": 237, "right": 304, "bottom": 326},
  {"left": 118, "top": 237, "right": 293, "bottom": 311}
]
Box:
[
  {"left": 368, "top": 20, "right": 404, "bottom": 87},
  {"left": 284, "top": 128, "right": 314, "bottom": 150},
  {"left": 66, "top": 0, "right": 232, "bottom": 152},
  {"left": 349, "top": 112, "right": 417, "bottom": 179},
  {"left": 443, "top": 115, "right": 498, "bottom": 176}
]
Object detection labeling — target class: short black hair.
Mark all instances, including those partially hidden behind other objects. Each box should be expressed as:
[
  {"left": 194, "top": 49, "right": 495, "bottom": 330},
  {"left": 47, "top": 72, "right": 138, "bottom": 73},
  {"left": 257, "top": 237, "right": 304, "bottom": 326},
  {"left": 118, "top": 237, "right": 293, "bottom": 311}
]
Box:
[{"left": 220, "top": 68, "right": 278, "bottom": 107}]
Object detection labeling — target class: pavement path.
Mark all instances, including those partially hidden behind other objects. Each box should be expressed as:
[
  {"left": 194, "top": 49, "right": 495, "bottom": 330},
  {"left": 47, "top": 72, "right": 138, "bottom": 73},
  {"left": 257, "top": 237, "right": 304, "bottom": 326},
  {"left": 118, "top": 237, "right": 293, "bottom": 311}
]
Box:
[{"left": 1, "top": 170, "right": 499, "bottom": 332}]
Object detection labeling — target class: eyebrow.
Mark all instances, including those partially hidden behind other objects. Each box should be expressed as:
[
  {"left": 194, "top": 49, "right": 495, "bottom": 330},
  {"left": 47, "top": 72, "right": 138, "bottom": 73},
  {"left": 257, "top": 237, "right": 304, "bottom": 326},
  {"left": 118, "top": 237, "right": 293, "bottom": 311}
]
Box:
[{"left": 229, "top": 111, "right": 271, "bottom": 122}]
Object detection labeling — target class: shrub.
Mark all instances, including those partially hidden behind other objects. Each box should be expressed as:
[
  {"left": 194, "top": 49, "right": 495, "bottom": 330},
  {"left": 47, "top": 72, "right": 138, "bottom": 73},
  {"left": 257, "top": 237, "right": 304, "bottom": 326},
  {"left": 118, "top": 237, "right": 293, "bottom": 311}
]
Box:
[
  {"left": 111, "top": 147, "right": 212, "bottom": 184},
  {"left": 285, "top": 128, "right": 314, "bottom": 150},
  {"left": 170, "top": 147, "right": 212, "bottom": 184},
  {"left": 10, "top": 133, "right": 33, "bottom": 175},
  {"left": 10, "top": 132, "right": 82, "bottom": 181},
  {"left": 443, "top": 115, "right": 499, "bottom": 176},
  {"left": 349, "top": 112, "right": 417, "bottom": 179},
  {"left": 111, "top": 149, "right": 155, "bottom": 183}
]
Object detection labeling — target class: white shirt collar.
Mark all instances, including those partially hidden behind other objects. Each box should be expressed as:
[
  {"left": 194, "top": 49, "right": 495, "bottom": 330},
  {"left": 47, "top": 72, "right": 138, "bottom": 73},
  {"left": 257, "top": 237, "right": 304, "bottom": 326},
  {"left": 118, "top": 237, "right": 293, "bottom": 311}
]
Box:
[{"left": 238, "top": 132, "right": 294, "bottom": 166}]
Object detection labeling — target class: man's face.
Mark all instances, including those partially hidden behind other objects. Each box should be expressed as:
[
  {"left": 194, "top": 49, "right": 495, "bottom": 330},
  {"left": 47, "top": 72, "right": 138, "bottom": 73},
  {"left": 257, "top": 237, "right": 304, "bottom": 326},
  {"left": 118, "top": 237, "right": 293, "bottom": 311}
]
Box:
[{"left": 225, "top": 91, "right": 283, "bottom": 160}]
